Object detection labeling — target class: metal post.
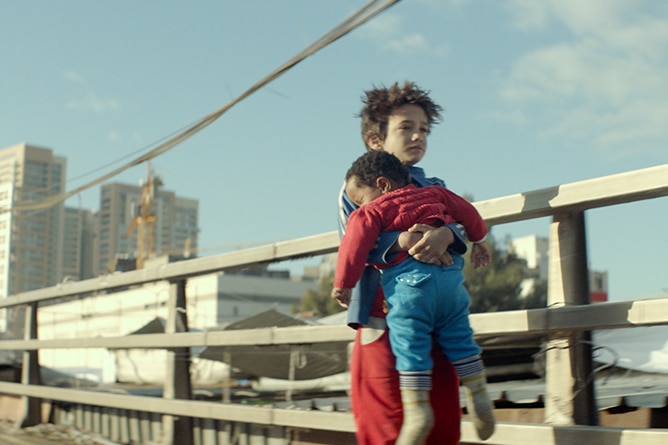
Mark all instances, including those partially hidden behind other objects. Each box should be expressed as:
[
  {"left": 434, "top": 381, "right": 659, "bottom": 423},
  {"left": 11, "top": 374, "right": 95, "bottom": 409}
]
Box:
[
  {"left": 162, "top": 279, "right": 193, "bottom": 445},
  {"left": 20, "top": 303, "right": 42, "bottom": 427},
  {"left": 544, "top": 211, "right": 598, "bottom": 426},
  {"left": 223, "top": 350, "right": 231, "bottom": 404}
]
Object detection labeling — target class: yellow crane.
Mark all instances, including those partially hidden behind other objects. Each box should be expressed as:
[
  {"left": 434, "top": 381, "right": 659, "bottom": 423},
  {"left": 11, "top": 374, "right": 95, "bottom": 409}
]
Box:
[{"left": 125, "top": 164, "right": 162, "bottom": 269}]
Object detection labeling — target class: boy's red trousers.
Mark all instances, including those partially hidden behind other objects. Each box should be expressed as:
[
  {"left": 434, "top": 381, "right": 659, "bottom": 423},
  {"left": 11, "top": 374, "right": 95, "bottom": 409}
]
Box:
[{"left": 349, "top": 324, "right": 461, "bottom": 444}]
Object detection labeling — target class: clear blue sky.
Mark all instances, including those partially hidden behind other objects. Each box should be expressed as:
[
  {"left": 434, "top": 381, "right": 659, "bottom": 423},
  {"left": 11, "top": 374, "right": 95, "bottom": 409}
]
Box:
[{"left": 1, "top": 0, "right": 666, "bottom": 301}]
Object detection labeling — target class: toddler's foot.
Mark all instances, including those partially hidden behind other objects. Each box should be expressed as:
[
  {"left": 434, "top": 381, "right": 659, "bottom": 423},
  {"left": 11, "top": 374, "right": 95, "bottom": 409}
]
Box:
[
  {"left": 465, "top": 387, "right": 495, "bottom": 440},
  {"left": 461, "top": 373, "right": 496, "bottom": 440},
  {"left": 396, "top": 389, "right": 433, "bottom": 445}
]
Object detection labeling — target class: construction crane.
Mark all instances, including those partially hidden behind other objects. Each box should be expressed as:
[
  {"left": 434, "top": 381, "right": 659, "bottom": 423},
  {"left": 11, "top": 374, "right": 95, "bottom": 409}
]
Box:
[{"left": 125, "top": 164, "right": 162, "bottom": 269}]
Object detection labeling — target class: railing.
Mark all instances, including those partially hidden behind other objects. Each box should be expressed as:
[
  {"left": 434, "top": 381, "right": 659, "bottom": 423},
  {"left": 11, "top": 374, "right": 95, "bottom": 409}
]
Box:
[{"left": 1, "top": 163, "right": 668, "bottom": 445}]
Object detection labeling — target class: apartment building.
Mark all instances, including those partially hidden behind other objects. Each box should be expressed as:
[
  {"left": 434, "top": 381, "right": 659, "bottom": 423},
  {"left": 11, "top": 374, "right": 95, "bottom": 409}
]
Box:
[
  {"left": 95, "top": 179, "right": 199, "bottom": 275},
  {"left": 0, "top": 143, "right": 66, "bottom": 298},
  {"left": 62, "top": 207, "right": 96, "bottom": 281}
]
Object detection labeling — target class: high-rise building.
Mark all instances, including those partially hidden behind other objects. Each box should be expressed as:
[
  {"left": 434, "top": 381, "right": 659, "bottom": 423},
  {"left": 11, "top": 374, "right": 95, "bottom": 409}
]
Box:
[
  {"left": 0, "top": 143, "right": 68, "bottom": 334},
  {"left": 95, "top": 178, "right": 199, "bottom": 275},
  {"left": 0, "top": 143, "right": 67, "bottom": 298},
  {"left": 62, "top": 207, "right": 96, "bottom": 281}
]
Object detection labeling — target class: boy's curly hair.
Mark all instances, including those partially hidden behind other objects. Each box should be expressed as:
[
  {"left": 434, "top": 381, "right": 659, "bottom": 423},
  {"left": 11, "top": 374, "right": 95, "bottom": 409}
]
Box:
[
  {"left": 358, "top": 81, "right": 443, "bottom": 149},
  {"left": 345, "top": 151, "right": 410, "bottom": 188}
]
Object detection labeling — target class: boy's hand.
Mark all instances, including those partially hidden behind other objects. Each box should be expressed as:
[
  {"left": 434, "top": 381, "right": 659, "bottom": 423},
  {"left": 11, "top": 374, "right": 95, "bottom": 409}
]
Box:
[
  {"left": 331, "top": 287, "right": 352, "bottom": 308},
  {"left": 471, "top": 242, "right": 491, "bottom": 268},
  {"left": 405, "top": 224, "right": 454, "bottom": 266}
]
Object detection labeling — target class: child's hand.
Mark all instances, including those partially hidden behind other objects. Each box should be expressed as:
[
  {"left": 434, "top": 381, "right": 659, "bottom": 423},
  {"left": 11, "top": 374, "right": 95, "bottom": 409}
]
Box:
[
  {"left": 471, "top": 242, "right": 491, "bottom": 268},
  {"left": 331, "top": 287, "right": 352, "bottom": 308},
  {"left": 406, "top": 224, "right": 455, "bottom": 266}
]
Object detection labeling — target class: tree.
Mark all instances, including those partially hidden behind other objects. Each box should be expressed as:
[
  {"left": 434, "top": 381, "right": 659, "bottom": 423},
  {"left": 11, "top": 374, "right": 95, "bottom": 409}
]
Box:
[
  {"left": 464, "top": 234, "right": 528, "bottom": 313},
  {"left": 520, "top": 279, "right": 548, "bottom": 310},
  {"left": 294, "top": 273, "right": 346, "bottom": 317}
]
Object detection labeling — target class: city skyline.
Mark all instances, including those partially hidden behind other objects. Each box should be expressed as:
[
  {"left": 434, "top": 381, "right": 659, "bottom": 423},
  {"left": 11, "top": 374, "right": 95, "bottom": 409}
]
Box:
[{"left": 0, "top": 143, "right": 199, "bottom": 293}]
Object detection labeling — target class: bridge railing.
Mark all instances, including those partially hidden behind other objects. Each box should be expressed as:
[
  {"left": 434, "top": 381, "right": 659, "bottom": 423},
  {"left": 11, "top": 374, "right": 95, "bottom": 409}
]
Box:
[{"left": 1, "top": 163, "right": 667, "bottom": 445}]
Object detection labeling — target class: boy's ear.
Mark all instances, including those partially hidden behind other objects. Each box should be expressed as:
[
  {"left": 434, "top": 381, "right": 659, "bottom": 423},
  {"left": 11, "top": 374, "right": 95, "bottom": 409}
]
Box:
[{"left": 365, "top": 132, "right": 383, "bottom": 151}]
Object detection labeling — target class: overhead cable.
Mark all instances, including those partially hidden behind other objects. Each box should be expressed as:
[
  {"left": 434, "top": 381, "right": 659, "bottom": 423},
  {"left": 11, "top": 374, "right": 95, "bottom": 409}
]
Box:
[{"left": 7, "top": 0, "right": 401, "bottom": 214}]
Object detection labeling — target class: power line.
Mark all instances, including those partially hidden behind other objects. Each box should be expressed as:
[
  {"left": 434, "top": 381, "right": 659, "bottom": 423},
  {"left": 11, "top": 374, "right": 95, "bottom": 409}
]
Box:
[{"left": 5, "top": 0, "right": 401, "bottom": 215}]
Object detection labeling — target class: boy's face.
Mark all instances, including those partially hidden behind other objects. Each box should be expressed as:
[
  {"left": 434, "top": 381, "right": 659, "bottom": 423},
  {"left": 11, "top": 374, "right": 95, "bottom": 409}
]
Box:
[{"left": 370, "top": 104, "right": 430, "bottom": 167}]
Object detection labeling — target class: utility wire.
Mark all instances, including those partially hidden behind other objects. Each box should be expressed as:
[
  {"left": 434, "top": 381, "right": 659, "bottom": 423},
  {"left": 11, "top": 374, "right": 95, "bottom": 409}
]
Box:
[{"left": 6, "top": 0, "right": 401, "bottom": 215}]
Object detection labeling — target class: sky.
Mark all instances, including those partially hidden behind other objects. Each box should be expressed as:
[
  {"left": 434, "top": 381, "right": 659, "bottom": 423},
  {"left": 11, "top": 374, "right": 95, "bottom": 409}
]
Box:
[{"left": 1, "top": 0, "right": 667, "bottom": 302}]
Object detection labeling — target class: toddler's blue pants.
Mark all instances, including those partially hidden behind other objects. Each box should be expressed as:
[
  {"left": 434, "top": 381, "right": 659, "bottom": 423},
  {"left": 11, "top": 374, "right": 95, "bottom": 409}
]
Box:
[{"left": 381, "top": 255, "right": 481, "bottom": 373}]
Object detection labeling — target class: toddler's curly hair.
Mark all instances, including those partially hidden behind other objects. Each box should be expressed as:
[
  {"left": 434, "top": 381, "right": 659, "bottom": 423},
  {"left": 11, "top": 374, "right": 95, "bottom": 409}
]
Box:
[{"left": 345, "top": 151, "right": 410, "bottom": 188}]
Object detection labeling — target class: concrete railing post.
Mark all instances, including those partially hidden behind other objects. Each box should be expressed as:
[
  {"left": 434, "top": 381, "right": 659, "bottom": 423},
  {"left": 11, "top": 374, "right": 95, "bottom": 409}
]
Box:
[{"left": 545, "top": 211, "right": 598, "bottom": 426}]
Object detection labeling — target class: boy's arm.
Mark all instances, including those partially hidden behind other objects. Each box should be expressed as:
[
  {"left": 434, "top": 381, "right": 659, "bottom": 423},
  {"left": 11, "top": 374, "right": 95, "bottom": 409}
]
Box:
[
  {"left": 402, "top": 224, "right": 456, "bottom": 265},
  {"left": 407, "top": 169, "right": 468, "bottom": 260}
]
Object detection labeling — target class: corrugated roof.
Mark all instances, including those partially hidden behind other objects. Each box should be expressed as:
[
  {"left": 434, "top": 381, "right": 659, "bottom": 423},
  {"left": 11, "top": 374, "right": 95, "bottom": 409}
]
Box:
[{"left": 199, "top": 309, "right": 350, "bottom": 380}]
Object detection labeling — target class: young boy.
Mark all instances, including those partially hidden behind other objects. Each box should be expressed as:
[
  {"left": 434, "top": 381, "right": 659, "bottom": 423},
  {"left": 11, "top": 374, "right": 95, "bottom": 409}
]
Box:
[
  {"left": 338, "top": 81, "right": 467, "bottom": 444},
  {"left": 333, "top": 150, "right": 495, "bottom": 443}
]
